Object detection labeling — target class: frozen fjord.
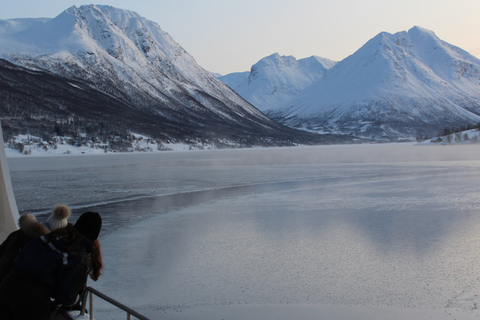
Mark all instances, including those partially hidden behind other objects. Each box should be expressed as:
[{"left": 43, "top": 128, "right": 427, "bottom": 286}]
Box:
[{"left": 8, "top": 143, "right": 480, "bottom": 319}]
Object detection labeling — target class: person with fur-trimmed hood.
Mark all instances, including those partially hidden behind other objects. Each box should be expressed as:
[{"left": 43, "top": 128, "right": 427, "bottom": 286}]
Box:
[
  {"left": 0, "top": 213, "right": 49, "bottom": 283},
  {"left": 0, "top": 204, "right": 71, "bottom": 284},
  {"left": 0, "top": 212, "right": 103, "bottom": 320}
]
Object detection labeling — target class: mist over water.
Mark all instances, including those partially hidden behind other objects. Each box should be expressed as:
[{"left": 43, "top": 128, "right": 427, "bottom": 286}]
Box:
[
  {"left": 10, "top": 143, "right": 480, "bottom": 214},
  {"left": 8, "top": 143, "right": 480, "bottom": 319}
]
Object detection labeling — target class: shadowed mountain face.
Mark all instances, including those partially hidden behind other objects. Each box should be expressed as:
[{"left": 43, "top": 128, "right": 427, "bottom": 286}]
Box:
[
  {"left": 0, "top": 58, "right": 184, "bottom": 140},
  {"left": 0, "top": 5, "right": 347, "bottom": 146}
]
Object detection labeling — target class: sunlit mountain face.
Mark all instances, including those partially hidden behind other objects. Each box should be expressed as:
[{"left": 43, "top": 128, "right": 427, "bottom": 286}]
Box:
[
  {"left": 220, "top": 27, "right": 480, "bottom": 140},
  {"left": 0, "top": 5, "right": 345, "bottom": 146}
]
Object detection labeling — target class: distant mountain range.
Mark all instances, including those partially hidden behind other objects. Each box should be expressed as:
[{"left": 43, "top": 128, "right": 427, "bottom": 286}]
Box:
[
  {"left": 219, "top": 54, "right": 336, "bottom": 112},
  {"left": 0, "top": 5, "right": 345, "bottom": 147},
  {"left": 3, "top": 6, "right": 476, "bottom": 143},
  {"left": 219, "top": 27, "right": 480, "bottom": 140}
]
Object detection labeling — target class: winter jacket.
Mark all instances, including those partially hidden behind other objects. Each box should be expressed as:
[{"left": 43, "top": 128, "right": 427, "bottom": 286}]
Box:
[
  {"left": 0, "top": 227, "right": 92, "bottom": 320},
  {"left": 0, "top": 213, "right": 49, "bottom": 283}
]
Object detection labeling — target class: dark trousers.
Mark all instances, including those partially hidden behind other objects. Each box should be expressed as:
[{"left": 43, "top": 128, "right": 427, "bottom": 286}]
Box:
[{"left": 0, "top": 269, "right": 52, "bottom": 320}]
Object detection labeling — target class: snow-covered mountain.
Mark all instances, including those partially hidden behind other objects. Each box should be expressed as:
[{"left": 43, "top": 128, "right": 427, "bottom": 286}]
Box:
[
  {"left": 222, "top": 27, "right": 480, "bottom": 140},
  {"left": 219, "top": 53, "right": 336, "bottom": 112},
  {"left": 0, "top": 5, "right": 337, "bottom": 145}
]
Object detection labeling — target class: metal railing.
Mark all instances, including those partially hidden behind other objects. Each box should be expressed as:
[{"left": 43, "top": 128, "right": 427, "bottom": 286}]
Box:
[{"left": 80, "top": 286, "right": 150, "bottom": 320}]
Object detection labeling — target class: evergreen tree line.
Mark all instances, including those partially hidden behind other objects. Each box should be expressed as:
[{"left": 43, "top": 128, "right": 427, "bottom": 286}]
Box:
[{"left": 416, "top": 122, "right": 480, "bottom": 143}]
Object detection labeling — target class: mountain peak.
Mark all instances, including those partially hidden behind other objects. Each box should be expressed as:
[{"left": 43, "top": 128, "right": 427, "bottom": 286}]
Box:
[
  {"left": 65, "top": 4, "right": 145, "bottom": 28},
  {"left": 252, "top": 53, "right": 298, "bottom": 72},
  {"left": 408, "top": 26, "right": 437, "bottom": 38},
  {"left": 66, "top": 4, "right": 134, "bottom": 16},
  {"left": 0, "top": 5, "right": 203, "bottom": 82},
  {"left": 219, "top": 53, "right": 335, "bottom": 112},
  {"left": 299, "top": 55, "right": 337, "bottom": 71},
  {"left": 1, "top": 6, "right": 316, "bottom": 146},
  {"left": 363, "top": 26, "right": 438, "bottom": 53},
  {"left": 220, "top": 26, "right": 480, "bottom": 140}
]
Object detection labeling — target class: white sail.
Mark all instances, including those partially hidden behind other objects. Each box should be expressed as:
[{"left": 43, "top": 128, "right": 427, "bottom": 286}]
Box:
[{"left": 0, "top": 120, "right": 19, "bottom": 242}]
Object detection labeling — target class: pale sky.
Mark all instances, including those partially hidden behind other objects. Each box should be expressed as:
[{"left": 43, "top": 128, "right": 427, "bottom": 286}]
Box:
[{"left": 0, "top": 0, "right": 479, "bottom": 75}]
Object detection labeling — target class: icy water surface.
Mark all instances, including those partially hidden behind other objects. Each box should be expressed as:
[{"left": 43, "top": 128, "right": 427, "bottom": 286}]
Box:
[{"left": 8, "top": 143, "right": 480, "bottom": 319}]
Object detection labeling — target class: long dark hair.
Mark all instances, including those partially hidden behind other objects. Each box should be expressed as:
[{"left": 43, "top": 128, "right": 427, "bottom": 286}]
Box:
[{"left": 46, "top": 223, "right": 103, "bottom": 281}]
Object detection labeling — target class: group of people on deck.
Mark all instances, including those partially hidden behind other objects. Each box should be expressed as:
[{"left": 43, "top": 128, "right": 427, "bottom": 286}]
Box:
[{"left": 0, "top": 205, "right": 103, "bottom": 320}]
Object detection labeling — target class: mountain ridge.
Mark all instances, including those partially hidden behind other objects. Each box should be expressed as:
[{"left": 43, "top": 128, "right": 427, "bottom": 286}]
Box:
[
  {"left": 0, "top": 5, "right": 347, "bottom": 146},
  {"left": 220, "top": 26, "right": 480, "bottom": 140},
  {"left": 219, "top": 53, "right": 336, "bottom": 112}
]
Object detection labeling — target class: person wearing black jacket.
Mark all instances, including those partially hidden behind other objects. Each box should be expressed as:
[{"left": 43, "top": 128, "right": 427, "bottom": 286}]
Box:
[
  {"left": 0, "top": 212, "right": 103, "bottom": 320},
  {"left": 0, "top": 205, "right": 71, "bottom": 284},
  {"left": 0, "top": 213, "right": 49, "bottom": 283}
]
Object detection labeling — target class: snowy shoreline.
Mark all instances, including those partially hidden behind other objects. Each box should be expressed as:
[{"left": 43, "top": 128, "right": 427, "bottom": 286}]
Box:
[
  {"left": 4, "top": 136, "right": 201, "bottom": 158},
  {"left": 4, "top": 128, "right": 480, "bottom": 159}
]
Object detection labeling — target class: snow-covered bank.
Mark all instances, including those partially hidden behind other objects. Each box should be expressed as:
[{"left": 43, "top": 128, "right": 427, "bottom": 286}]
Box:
[
  {"left": 4, "top": 127, "right": 480, "bottom": 159},
  {"left": 417, "top": 129, "right": 480, "bottom": 145},
  {"left": 3, "top": 133, "right": 213, "bottom": 158},
  {"left": 4, "top": 140, "right": 194, "bottom": 157}
]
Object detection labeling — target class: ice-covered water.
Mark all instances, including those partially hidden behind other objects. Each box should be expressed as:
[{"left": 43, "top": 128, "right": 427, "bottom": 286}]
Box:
[{"left": 8, "top": 143, "right": 480, "bottom": 319}]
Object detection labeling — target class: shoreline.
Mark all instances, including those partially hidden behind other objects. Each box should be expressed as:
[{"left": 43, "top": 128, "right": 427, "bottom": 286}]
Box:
[{"left": 4, "top": 128, "right": 480, "bottom": 159}]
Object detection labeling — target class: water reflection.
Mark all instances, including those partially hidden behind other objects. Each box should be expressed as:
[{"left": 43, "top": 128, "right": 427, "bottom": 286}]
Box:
[
  {"left": 34, "top": 158, "right": 480, "bottom": 258},
  {"left": 94, "top": 175, "right": 480, "bottom": 314}
]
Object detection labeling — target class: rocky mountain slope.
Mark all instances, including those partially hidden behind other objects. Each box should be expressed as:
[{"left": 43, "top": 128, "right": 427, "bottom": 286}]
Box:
[{"left": 0, "top": 5, "right": 343, "bottom": 146}]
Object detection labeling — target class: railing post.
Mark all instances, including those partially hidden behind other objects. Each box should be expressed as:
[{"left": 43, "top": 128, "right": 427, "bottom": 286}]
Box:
[
  {"left": 80, "top": 290, "right": 88, "bottom": 316},
  {"left": 89, "top": 291, "right": 94, "bottom": 320},
  {"left": 80, "top": 287, "right": 150, "bottom": 320}
]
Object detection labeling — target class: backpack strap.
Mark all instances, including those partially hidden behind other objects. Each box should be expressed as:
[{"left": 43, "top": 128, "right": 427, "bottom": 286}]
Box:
[{"left": 40, "top": 235, "right": 69, "bottom": 265}]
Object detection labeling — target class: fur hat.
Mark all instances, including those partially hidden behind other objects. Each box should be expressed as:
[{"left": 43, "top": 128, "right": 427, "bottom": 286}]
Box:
[
  {"left": 74, "top": 212, "right": 102, "bottom": 241},
  {"left": 19, "top": 213, "right": 49, "bottom": 238},
  {"left": 43, "top": 204, "right": 71, "bottom": 231}
]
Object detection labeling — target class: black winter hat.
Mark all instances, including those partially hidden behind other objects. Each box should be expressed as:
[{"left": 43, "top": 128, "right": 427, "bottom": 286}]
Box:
[{"left": 74, "top": 212, "right": 102, "bottom": 241}]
